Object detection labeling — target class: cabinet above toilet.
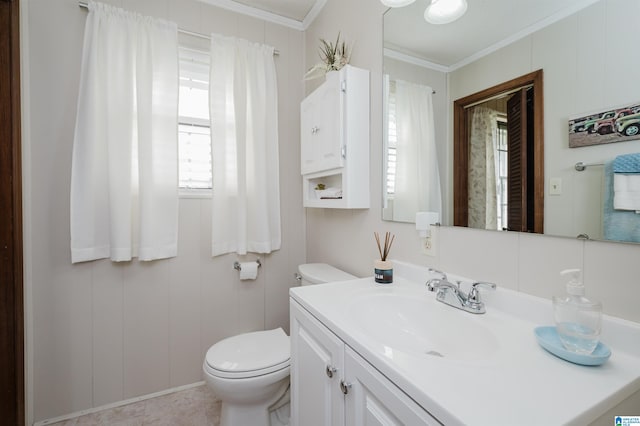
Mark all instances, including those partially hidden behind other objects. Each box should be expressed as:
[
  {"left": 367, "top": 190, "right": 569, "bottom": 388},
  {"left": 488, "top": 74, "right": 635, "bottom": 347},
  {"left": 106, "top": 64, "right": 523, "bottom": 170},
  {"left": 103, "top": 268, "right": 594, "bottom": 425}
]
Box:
[{"left": 300, "top": 65, "right": 370, "bottom": 209}]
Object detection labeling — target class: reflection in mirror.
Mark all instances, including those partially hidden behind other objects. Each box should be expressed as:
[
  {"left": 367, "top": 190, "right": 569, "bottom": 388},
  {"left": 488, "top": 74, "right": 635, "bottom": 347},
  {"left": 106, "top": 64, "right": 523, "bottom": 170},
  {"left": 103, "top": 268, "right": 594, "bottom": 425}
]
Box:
[
  {"left": 382, "top": 77, "right": 442, "bottom": 223},
  {"left": 466, "top": 102, "right": 507, "bottom": 230},
  {"left": 383, "top": 0, "right": 640, "bottom": 244},
  {"left": 453, "top": 70, "right": 544, "bottom": 234}
]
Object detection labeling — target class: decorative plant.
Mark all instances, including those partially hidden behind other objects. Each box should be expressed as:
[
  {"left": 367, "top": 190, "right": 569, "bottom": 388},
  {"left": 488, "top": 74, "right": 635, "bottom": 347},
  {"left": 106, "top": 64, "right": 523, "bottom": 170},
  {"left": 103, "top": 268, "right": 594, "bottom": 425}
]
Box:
[
  {"left": 374, "top": 231, "right": 395, "bottom": 261},
  {"left": 304, "top": 33, "right": 352, "bottom": 80},
  {"left": 315, "top": 183, "right": 326, "bottom": 190}
]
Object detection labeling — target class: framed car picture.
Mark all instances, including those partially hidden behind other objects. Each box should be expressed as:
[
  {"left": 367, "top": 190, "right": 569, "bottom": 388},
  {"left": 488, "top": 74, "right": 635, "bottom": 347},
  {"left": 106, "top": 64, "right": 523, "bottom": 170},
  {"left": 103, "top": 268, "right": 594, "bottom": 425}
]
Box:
[{"left": 569, "top": 102, "right": 640, "bottom": 148}]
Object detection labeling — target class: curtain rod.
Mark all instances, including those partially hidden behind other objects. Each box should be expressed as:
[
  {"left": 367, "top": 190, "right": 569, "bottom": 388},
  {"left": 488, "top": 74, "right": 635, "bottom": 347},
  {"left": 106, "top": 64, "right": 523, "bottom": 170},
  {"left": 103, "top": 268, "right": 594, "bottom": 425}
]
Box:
[
  {"left": 389, "top": 79, "right": 435, "bottom": 94},
  {"left": 78, "top": 1, "right": 279, "bottom": 56},
  {"left": 463, "top": 84, "right": 533, "bottom": 110}
]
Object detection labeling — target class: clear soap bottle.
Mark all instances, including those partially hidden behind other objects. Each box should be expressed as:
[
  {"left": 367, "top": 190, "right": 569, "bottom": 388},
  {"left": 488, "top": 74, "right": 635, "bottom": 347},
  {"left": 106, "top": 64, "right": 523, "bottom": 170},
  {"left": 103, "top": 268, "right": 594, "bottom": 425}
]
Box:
[{"left": 552, "top": 269, "right": 602, "bottom": 354}]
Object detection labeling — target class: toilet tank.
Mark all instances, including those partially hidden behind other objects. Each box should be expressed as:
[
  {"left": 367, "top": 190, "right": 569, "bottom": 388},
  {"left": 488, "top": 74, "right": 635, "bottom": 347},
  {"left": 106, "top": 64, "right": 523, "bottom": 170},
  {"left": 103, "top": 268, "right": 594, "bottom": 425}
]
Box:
[{"left": 297, "top": 263, "right": 357, "bottom": 286}]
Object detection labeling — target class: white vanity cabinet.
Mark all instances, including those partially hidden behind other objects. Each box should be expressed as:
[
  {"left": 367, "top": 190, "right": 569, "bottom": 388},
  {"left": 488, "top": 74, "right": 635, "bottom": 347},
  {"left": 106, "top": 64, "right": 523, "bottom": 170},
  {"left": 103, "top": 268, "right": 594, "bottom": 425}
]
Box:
[
  {"left": 290, "top": 300, "right": 439, "bottom": 426},
  {"left": 290, "top": 299, "right": 344, "bottom": 426},
  {"left": 300, "top": 65, "right": 369, "bottom": 209}
]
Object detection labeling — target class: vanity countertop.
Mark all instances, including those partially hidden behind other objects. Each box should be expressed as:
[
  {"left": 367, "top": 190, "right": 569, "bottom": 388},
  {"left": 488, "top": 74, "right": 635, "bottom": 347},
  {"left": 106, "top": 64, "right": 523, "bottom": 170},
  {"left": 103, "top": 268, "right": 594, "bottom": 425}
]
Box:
[{"left": 289, "top": 261, "right": 640, "bottom": 426}]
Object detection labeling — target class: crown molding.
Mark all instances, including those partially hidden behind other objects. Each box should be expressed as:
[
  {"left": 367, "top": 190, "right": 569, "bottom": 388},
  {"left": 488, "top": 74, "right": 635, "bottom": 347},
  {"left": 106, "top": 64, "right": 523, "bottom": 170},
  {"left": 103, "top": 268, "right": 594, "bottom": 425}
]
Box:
[
  {"left": 196, "top": 0, "right": 326, "bottom": 31},
  {"left": 301, "top": 0, "right": 327, "bottom": 30},
  {"left": 384, "top": 48, "right": 450, "bottom": 73}
]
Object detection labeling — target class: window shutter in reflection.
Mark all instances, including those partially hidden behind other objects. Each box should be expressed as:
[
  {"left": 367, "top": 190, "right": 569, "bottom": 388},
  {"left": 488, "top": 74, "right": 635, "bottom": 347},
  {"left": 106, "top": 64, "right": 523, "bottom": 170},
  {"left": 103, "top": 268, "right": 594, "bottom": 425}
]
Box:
[{"left": 507, "top": 89, "right": 526, "bottom": 231}]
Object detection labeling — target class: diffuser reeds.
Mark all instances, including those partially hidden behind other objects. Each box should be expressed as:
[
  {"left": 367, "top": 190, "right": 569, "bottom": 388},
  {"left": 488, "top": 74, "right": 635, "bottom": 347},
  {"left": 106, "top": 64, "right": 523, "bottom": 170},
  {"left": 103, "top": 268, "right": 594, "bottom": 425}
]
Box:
[{"left": 374, "top": 231, "right": 395, "bottom": 261}]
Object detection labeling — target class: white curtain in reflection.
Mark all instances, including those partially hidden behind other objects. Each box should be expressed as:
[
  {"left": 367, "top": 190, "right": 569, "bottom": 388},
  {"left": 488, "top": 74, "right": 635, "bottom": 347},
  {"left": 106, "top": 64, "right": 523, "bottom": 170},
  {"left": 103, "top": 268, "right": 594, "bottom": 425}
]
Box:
[
  {"left": 71, "top": 1, "right": 179, "bottom": 263},
  {"left": 393, "top": 80, "right": 442, "bottom": 222},
  {"left": 468, "top": 106, "right": 499, "bottom": 229},
  {"left": 209, "top": 35, "right": 281, "bottom": 256}
]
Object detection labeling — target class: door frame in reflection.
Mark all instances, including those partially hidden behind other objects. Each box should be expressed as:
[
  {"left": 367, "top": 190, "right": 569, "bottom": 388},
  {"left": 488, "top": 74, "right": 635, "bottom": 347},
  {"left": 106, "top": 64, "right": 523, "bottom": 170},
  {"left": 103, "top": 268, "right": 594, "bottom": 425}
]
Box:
[{"left": 453, "top": 69, "right": 544, "bottom": 233}]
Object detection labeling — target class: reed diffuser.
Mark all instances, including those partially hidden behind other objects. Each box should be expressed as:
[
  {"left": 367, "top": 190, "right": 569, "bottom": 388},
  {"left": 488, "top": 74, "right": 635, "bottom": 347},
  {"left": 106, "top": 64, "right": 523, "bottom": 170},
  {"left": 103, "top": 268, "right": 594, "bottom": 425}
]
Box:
[{"left": 374, "top": 231, "right": 395, "bottom": 284}]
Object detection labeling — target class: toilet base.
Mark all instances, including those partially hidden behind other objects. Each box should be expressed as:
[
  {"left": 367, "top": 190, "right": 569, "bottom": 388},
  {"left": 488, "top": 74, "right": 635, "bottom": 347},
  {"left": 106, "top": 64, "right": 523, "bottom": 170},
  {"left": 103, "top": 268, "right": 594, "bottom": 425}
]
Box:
[{"left": 219, "top": 379, "right": 289, "bottom": 426}]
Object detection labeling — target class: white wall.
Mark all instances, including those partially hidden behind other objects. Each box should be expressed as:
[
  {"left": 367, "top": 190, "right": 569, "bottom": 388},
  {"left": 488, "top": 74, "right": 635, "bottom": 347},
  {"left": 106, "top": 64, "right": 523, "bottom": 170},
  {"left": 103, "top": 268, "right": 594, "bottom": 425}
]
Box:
[
  {"left": 24, "top": 0, "right": 305, "bottom": 422},
  {"left": 305, "top": 0, "right": 640, "bottom": 324}
]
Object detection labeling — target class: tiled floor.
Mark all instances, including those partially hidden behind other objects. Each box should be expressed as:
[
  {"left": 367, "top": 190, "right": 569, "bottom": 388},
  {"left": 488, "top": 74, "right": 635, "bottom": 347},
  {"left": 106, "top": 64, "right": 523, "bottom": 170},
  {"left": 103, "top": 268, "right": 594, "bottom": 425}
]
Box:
[{"left": 49, "top": 385, "right": 222, "bottom": 426}]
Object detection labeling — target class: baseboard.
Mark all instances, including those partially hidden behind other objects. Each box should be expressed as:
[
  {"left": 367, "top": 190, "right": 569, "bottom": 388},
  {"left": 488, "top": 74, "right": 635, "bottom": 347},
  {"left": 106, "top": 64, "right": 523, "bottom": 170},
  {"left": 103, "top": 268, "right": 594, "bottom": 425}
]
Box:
[{"left": 34, "top": 381, "right": 206, "bottom": 426}]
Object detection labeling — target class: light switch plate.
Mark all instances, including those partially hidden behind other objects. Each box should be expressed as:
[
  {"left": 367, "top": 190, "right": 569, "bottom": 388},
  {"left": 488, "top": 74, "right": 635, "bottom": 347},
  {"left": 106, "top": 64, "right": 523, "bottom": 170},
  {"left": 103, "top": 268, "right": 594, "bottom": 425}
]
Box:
[{"left": 550, "top": 177, "right": 562, "bottom": 195}]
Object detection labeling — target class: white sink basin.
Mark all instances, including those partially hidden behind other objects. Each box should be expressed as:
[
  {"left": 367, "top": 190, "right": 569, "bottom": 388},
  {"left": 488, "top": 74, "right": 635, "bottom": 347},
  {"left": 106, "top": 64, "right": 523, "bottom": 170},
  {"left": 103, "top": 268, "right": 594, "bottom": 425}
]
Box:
[
  {"left": 290, "top": 261, "right": 640, "bottom": 426},
  {"left": 348, "top": 293, "right": 500, "bottom": 361}
]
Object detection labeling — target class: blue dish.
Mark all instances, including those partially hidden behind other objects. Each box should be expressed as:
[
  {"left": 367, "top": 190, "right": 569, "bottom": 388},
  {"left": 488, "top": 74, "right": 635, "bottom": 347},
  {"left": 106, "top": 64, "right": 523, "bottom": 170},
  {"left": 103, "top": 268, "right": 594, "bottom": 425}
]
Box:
[{"left": 534, "top": 326, "right": 611, "bottom": 366}]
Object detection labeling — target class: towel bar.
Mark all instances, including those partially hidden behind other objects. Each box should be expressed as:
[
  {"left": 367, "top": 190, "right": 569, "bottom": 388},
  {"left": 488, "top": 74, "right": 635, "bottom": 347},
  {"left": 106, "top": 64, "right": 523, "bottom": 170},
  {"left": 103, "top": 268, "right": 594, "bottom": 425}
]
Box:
[
  {"left": 233, "top": 259, "right": 261, "bottom": 271},
  {"left": 575, "top": 161, "right": 604, "bottom": 172}
]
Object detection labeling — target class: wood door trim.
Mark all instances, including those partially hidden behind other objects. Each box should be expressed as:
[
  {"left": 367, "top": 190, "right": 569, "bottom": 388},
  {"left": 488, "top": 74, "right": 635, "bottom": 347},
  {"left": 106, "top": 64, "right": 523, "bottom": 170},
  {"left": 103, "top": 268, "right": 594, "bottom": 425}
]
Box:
[
  {"left": 1, "top": 0, "right": 25, "bottom": 424},
  {"left": 453, "top": 69, "right": 544, "bottom": 233}
]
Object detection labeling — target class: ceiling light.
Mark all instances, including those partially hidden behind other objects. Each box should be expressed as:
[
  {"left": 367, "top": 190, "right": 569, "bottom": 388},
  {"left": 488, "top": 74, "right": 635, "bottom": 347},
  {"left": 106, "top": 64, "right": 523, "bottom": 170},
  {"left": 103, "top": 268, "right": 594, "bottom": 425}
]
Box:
[
  {"left": 380, "top": 0, "right": 416, "bottom": 7},
  {"left": 424, "top": 0, "right": 468, "bottom": 24}
]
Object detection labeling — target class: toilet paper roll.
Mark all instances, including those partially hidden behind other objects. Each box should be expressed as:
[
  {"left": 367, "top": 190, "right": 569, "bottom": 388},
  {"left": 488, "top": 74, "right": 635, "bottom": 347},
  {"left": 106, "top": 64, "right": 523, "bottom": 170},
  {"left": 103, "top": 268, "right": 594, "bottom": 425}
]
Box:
[{"left": 239, "top": 262, "right": 258, "bottom": 280}]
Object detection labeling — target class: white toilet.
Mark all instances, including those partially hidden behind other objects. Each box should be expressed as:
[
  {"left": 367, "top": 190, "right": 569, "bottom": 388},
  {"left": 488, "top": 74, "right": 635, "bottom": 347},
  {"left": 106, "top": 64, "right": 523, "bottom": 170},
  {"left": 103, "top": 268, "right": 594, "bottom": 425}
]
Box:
[{"left": 203, "top": 263, "right": 356, "bottom": 426}]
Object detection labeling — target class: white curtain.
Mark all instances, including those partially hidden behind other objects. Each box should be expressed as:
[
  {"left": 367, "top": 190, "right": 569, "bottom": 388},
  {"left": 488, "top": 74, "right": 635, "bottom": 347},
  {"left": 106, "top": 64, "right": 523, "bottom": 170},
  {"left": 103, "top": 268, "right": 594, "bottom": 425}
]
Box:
[
  {"left": 468, "top": 106, "right": 499, "bottom": 230},
  {"left": 71, "top": 1, "right": 179, "bottom": 263},
  {"left": 209, "top": 35, "right": 281, "bottom": 256},
  {"left": 393, "top": 80, "right": 442, "bottom": 222}
]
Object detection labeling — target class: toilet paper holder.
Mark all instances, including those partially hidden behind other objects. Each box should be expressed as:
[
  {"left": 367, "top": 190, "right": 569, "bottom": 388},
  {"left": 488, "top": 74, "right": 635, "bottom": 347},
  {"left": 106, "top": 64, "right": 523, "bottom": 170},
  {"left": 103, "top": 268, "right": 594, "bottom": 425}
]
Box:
[{"left": 233, "top": 259, "right": 261, "bottom": 271}]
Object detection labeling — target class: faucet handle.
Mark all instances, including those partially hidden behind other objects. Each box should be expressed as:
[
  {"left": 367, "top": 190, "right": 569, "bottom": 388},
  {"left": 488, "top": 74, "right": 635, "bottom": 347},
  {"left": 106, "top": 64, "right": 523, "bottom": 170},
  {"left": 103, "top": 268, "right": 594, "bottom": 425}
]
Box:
[
  {"left": 428, "top": 268, "right": 447, "bottom": 280},
  {"left": 425, "top": 278, "right": 458, "bottom": 293},
  {"left": 463, "top": 282, "right": 496, "bottom": 314},
  {"left": 468, "top": 281, "right": 496, "bottom": 301}
]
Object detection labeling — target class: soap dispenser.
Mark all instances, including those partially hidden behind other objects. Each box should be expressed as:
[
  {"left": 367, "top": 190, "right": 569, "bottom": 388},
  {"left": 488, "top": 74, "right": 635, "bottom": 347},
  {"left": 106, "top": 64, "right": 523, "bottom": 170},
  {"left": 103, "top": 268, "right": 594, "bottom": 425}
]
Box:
[{"left": 553, "top": 269, "right": 602, "bottom": 355}]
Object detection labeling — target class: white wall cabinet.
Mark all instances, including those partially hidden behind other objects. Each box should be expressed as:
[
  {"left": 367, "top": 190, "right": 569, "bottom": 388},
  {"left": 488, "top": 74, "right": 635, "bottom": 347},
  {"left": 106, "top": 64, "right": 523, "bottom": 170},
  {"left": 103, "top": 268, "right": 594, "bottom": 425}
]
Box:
[
  {"left": 301, "top": 73, "right": 343, "bottom": 175},
  {"left": 300, "top": 65, "right": 370, "bottom": 209},
  {"left": 290, "top": 300, "right": 439, "bottom": 426}
]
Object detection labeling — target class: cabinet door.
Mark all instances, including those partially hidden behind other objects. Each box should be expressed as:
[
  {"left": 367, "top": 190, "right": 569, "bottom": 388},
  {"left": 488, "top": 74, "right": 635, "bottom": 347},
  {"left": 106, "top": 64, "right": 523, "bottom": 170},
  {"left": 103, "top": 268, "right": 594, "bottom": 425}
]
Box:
[
  {"left": 300, "top": 94, "right": 318, "bottom": 174},
  {"left": 300, "top": 73, "right": 343, "bottom": 175},
  {"left": 290, "top": 301, "right": 345, "bottom": 426},
  {"left": 344, "top": 347, "right": 440, "bottom": 426}
]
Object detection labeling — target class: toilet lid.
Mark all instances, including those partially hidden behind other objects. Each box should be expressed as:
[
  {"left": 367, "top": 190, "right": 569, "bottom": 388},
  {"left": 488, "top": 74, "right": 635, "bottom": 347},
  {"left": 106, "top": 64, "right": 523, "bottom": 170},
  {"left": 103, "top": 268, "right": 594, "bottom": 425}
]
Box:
[
  {"left": 205, "top": 328, "right": 290, "bottom": 379},
  {"left": 298, "top": 263, "right": 357, "bottom": 284}
]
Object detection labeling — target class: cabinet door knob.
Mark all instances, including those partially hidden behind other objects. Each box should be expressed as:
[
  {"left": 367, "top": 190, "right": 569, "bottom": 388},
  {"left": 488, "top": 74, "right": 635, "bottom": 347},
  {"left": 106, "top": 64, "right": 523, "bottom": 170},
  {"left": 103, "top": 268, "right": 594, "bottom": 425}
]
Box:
[
  {"left": 325, "top": 365, "right": 337, "bottom": 378},
  {"left": 339, "top": 380, "right": 352, "bottom": 395}
]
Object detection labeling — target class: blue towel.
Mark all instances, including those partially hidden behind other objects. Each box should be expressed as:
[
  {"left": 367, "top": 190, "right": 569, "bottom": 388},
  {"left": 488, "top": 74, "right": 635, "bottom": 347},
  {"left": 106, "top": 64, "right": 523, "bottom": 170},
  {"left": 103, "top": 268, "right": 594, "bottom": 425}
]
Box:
[
  {"left": 603, "top": 161, "right": 640, "bottom": 243},
  {"left": 613, "top": 153, "right": 640, "bottom": 174}
]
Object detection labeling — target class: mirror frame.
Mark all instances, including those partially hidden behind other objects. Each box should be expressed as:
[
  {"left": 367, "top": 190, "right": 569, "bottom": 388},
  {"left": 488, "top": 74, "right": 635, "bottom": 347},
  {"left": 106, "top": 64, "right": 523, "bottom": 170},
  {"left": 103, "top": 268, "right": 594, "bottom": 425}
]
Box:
[{"left": 453, "top": 69, "right": 545, "bottom": 232}]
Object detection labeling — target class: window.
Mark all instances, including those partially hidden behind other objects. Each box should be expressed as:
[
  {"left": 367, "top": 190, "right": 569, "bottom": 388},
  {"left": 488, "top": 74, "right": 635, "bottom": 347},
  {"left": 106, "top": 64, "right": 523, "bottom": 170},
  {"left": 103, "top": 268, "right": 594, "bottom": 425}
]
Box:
[
  {"left": 178, "top": 47, "right": 212, "bottom": 190},
  {"left": 496, "top": 118, "right": 508, "bottom": 230},
  {"left": 386, "top": 80, "right": 397, "bottom": 196}
]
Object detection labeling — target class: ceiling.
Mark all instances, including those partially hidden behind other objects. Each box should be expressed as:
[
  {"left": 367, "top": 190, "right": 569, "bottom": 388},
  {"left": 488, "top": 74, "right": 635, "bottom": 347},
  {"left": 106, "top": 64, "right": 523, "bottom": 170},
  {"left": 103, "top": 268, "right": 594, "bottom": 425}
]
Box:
[
  {"left": 384, "top": 0, "right": 600, "bottom": 70},
  {"left": 197, "top": 0, "right": 601, "bottom": 69}
]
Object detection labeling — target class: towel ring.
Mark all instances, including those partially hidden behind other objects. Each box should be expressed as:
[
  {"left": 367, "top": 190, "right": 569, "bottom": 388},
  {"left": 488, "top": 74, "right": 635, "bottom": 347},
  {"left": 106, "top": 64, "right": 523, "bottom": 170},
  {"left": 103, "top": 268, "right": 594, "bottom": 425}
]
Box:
[{"left": 233, "top": 259, "right": 261, "bottom": 271}]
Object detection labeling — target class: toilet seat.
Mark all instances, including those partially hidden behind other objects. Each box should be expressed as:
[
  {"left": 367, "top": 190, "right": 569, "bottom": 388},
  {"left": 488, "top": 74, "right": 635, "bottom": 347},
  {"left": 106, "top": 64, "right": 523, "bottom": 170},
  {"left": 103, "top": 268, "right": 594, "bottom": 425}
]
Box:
[{"left": 205, "top": 328, "right": 290, "bottom": 379}]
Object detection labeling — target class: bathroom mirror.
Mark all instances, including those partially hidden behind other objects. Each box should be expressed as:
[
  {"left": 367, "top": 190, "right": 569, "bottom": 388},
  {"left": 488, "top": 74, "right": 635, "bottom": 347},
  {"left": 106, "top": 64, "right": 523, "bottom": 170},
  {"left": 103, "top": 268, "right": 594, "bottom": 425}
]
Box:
[{"left": 382, "top": 0, "right": 640, "bottom": 243}]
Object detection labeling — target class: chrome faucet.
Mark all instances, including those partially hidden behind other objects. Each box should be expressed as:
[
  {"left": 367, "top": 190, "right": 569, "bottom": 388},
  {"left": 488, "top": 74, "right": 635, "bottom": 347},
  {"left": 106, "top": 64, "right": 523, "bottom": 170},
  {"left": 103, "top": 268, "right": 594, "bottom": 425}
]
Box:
[{"left": 426, "top": 278, "right": 496, "bottom": 314}]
